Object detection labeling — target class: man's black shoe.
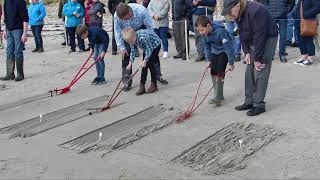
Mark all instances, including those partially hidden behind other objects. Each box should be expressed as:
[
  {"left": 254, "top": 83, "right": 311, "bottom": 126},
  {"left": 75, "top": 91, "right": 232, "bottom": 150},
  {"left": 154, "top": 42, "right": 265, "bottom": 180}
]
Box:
[
  {"left": 235, "top": 103, "right": 253, "bottom": 111},
  {"left": 173, "top": 54, "right": 182, "bottom": 59},
  {"left": 157, "top": 77, "right": 168, "bottom": 85},
  {"left": 247, "top": 107, "right": 265, "bottom": 116}
]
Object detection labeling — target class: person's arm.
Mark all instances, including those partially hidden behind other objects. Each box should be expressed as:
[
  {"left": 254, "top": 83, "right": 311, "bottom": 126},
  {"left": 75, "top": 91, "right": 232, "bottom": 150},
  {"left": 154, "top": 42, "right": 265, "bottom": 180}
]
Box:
[
  {"left": 79, "top": 5, "right": 85, "bottom": 18},
  {"left": 140, "top": 37, "right": 154, "bottom": 61},
  {"left": 114, "top": 16, "right": 126, "bottom": 50},
  {"left": 157, "top": 0, "right": 170, "bottom": 19},
  {"left": 203, "top": 37, "right": 211, "bottom": 62},
  {"left": 147, "top": 0, "right": 155, "bottom": 18},
  {"left": 63, "top": 4, "right": 73, "bottom": 17},
  {"left": 251, "top": 8, "right": 268, "bottom": 63},
  {"left": 219, "top": 30, "right": 235, "bottom": 65},
  {"left": 142, "top": 8, "right": 153, "bottom": 30},
  {"left": 18, "top": 0, "right": 29, "bottom": 43},
  {"left": 37, "top": 4, "right": 46, "bottom": 22},
  {"left": 129, "top": 44, "right": 136, "bottom": 62}
]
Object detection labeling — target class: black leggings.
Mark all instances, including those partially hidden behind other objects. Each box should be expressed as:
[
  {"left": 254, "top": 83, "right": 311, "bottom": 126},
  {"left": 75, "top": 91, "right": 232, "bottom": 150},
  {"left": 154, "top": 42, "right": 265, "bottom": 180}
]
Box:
[
  {"left": 141, "top": 46, "right": 161, "bottom": 84},
  {"left": 210, "top": 53, "right": 228, "bottom": 79}
]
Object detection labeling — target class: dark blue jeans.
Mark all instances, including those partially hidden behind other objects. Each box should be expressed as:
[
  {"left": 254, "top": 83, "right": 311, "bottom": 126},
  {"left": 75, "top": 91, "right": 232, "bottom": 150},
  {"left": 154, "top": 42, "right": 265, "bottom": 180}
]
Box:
[
  {"left": 93, "top": 43, "right": 106, "bottom": 79},
  {"left": 275, "top": 18, "right": 287, "bottom": 56},
  {"left": 225, "top": 21, "right": 241, "bottom": 57},
  {"left": 296, "top": 25, "right": 316, "bottom": 56},
  {"left": 154, "top": 27, "right": 168, "bottom": 52},
  {"left": 286, "top": 11, "right": 298, "bottom": 43},
  {"left": 6, "top": 29, "right": 24, "bottom": 60},
  {"left": 31, "top": 25, "right": 43, "bottom": 49}
]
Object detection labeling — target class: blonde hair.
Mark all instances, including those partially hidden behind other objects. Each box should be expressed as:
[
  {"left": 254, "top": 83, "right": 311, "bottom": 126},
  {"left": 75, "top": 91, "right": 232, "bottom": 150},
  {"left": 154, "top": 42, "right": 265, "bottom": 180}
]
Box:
[{"left": 122, "top": 28, "right": 136, "bottom": 43}]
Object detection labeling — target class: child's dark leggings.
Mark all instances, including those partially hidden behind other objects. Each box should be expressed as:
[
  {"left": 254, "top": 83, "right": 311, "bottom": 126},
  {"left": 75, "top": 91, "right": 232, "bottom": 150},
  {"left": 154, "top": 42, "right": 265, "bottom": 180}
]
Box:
[
  {"left": 210, "top": 52, "right": 228, "bottom": 79},
  {"left": 141, "top": 45, "right": 161, "bottom": 84}
]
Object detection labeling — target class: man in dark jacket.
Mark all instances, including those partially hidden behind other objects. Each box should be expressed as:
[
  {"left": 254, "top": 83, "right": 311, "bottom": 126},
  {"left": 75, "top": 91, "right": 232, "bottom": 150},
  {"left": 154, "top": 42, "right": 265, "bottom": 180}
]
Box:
[
  {"left": 190, "top": 0, "right": 216, "bottom": 62},
  {"left": 172, "top": 0, "right": 192, "bottom": 60},
  {"left": 255, "top": 0, "right": 294, "bottom": 63},
  {"left": 108, "top": 0, "right": 125, "bottom": 55},
  {"left": 222, "top": 0, "right": 278, "bottom": 116},
  {"left": 1, "top": 0, "right": 29, "bottom": 82}
]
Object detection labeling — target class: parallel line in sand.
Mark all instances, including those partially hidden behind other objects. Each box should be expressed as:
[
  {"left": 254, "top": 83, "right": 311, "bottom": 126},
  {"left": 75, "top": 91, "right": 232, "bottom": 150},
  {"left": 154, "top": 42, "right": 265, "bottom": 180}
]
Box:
[
  {"left": 59, "top": 105, "right": 178, "bottom": 153},
  {"left": 0, "top": 95, "right": 111, "bottom": 138},
  {"left": 0, "top": 93, "right": 50, "bottom": 112}
]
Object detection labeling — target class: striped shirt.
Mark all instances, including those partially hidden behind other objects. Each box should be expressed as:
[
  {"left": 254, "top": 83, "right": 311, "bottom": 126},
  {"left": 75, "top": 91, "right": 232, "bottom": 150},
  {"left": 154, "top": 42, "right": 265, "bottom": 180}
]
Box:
[
  {"left": 130, "top": 29, "right": 161, "bottom": 63},
  {"left": 114, "top": 3, "right": 153, "bottom": 50}
]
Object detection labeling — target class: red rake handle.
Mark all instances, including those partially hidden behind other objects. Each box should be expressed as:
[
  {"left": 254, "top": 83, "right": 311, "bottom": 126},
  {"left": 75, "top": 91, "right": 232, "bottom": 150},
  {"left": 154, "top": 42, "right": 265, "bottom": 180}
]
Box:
[
  {"left": 102, "top": 66, "right": 142, "bottom": 111},
  {"left": 69, "top": 52, "right": 93, "bottom": 86}
]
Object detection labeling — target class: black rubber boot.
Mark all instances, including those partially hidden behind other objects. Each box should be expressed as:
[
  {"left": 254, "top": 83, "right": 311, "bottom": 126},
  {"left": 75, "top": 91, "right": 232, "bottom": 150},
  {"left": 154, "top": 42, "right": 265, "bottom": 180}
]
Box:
[
  {"left": 0, "top": 59, "right": 15, "bottom": 81},
  {"left": 15, "top": 59, "right": 24, "bottom": 81}
]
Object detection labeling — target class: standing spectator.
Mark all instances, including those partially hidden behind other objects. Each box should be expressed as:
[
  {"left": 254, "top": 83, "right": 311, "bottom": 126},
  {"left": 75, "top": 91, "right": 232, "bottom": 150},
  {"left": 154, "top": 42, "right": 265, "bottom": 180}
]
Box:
[
  {"left": 226, "top": 20, "right": 241, "bottom": 62},
  {"left": 191, "top": 0, "right": 216, "bottom": 62},
  {"left": 77, "top": 0, "right": 86, "bottom": 51},
  {"left": 85, "top": 0, "right": 93, "bottom": 26},
  {"left": 148, "top": 0, "right": 170, "bottom": 59},
  {"left": 266, "top": 0, "right": 294, "bottom": 63},
  {"left": 58, "top": 0, "right": 68, "bottom": 46},
  {"left": 171, "top": 0, "right": 192, "bottom": 60},
  {"left": 222, "top": 0, "right": 278, "bottom": 116},
  {"left": 0, "top": 3, "right": 4, "bottom": 49},
  {"left": 114, "top": 3, "right": 168, "bottom": 91},
  {"left": 293, "top": 0, "right": 320, "bottom": 66},
  {"left": 108, "top": 0, "right": 125, "bottom": 55},
  {"left": 286, "top": 0, "right": 299, "bottom": 47},
  {"left": 28, "top": 0, "right": 46, "bottom": 53},
  {"left": 88, "top": 0, "right": 106, "bottom": 27},
  {"left": 1, "top": 0, "right": 29, "bottom": 81},
  {"left": 63, "top": 0, "right": 85, "bottom": 52}
]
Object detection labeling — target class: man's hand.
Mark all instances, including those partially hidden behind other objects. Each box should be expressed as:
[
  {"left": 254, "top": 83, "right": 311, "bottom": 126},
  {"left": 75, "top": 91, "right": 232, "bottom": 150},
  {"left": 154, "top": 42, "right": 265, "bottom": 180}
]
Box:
[
  {"left": 141, "top": 59, "right": 147, "bottom": 68},
  {"left": 89, "top": 48, "right": 93, "bottom": 55},
  {"left": 120, "top": 49, "right": 128, "bottom": 56},
  {"left": 99, "top": 51, "right": 106, "bottom": 59},
  {"left": 206, "top": 61, "right": 211, "bottom": 68},
  {"left": 96, "top": 12, "right": 102, "bottom": 17},
  {"left": 193, "top": 0, "right": 199, "bottom": 5},
  {"left": 228, "top": 64, "right": 235, "bottom": 71},
  {"left": 21, "top": 32, "right": 28, "bottom": 43},
  {"left": 244, "top": 53, "right": 251, "bottom": 64},
  {"left": 126, "top": 62, "right": 132, "bottom": 70},
  {"left": 255, "top": 61, "right": 266, "bottom": 71},
  {"left": 153, "top": 15, "right": 159, "bottom": 20}
]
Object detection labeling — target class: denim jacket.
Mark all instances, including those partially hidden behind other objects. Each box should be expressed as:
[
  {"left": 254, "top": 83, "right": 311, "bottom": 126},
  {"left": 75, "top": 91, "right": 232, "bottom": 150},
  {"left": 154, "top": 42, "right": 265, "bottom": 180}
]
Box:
[{"left": 203, "top": 22, "right": 235, "bottom": 65}]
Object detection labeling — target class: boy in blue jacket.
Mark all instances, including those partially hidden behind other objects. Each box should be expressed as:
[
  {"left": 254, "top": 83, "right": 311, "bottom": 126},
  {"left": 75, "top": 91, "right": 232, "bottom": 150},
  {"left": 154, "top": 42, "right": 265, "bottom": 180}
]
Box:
[
  {"left": 195, "top": 16, "right": 235, "bottom": 106},
  {"left": 76, "top": 24, "right": 109, "bottom": 85},
  {"left": 63, "top": 0, "right": 84, "bottom": 52},
  {"left": 28, "top": 0, "right": 46, "bottom": 53}
]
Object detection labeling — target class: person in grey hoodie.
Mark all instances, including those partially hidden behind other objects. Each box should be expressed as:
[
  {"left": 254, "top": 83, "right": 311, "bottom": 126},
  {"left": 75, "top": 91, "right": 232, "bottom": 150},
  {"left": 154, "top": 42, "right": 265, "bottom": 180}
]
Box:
[{"left": 148, "top": 0, "right": 170, "bottom": 59}]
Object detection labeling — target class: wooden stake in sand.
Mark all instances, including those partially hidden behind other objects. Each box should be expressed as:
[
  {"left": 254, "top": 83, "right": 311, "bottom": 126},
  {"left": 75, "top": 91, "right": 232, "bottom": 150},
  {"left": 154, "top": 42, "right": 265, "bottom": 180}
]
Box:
[
  {"left": 184, "top": 19, "right": 189, "bottom": 61},
  {"left": 98, "top": 132, "right": 103, "bottom": 141},
  {"left": 239, "top": 139, "right": 243, "bottom": 148},
  {"left": 39, "top": 114, "right": 43, "bottom": 123}
]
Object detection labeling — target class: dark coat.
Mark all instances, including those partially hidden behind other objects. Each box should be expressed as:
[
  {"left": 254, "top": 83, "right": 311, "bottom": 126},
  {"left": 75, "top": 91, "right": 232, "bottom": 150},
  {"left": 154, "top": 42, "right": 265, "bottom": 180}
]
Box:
[
  {"left": 108, "top": 0, "right": 125, "bottom": 15},
  {"left": 237, "top": 1, "right": 278, "bottom": 63},
  {"left": 4, "top": 0, "right": 29, "bottom": 30},
  {"left": 171, "top": 0, "right": 192, "bottom": 21},
  {"left": 295, "top": 0, "right": 320, "bottom": 20}
]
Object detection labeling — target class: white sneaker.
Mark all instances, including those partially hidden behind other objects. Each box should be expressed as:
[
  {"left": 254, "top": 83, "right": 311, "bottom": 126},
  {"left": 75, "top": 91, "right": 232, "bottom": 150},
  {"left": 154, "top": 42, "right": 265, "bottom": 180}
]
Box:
[{"left": 162, "top": 51, "right": 168, "bottom": 59}]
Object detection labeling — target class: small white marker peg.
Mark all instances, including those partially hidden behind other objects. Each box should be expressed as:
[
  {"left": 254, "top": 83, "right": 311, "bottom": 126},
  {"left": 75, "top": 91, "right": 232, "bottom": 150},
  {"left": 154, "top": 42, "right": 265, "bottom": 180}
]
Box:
[
  {"left": 39, "top": 114, "right": 43, "bottom": 123},
  {"left": 239, "top": 139, "right": 243, "bottom": 148},
  {"left": 98, "top": 132, "right": 103, "bottom": 141}
]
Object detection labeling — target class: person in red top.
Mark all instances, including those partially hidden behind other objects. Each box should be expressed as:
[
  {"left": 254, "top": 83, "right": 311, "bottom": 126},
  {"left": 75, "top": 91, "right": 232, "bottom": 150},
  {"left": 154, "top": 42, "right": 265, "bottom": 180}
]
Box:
[
  {"left": 0, "top": 3, "right": 3, "bottom": 49},
  {"left": 85, "top": 0, "right": 93, "bottom": 26}
]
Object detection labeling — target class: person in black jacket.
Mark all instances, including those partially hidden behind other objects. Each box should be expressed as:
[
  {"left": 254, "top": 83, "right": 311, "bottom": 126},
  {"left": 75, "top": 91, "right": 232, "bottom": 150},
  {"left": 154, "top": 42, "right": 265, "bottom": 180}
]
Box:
[
  {"left": 171, "top": 0, "right": 192, "bottom": 60},
  {"left": 254, "top": 0, "right": 294, "bottom": 63},
  {"left": 222, "top": 0, "right": 278, "bottom": 116},
  {"left": 108, "top": 0, "right": 125, "bottom": 55},
  {"left": 1, "top": 0, "right": 29, "bottom": 82}
]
